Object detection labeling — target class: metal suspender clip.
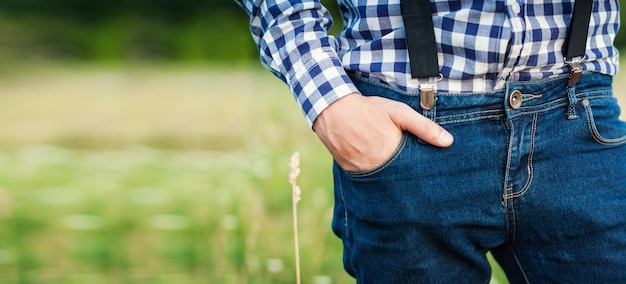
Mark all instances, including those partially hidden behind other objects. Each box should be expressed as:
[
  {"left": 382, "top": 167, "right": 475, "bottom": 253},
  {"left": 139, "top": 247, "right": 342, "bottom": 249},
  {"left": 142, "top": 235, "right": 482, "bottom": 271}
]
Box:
[
  {"left": 401, "top": 0, "right": 442, "bottom": 111},
  {"left": 413, "top": 74, "right": 443, "bottom": 110},
  {"left": 563, "top": 0, "right": 593, "bottom": 87},
  {"left": 565, "top": 56, "right": 585, "bottom": 87}
]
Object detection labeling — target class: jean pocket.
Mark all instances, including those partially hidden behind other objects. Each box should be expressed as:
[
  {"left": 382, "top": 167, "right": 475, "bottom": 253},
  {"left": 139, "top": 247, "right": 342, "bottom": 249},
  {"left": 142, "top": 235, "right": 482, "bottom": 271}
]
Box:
[
  {"left": 344, "top": 132, "right": 409, "bottom": 178},
  {"left": 582, "top": 96, "right": 626, "bottom": 146}
]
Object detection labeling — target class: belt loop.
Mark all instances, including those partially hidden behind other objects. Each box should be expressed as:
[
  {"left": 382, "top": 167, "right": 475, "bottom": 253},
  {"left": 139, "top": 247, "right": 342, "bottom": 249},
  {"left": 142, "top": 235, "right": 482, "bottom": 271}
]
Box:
[
  {"left": 565, "top": 56, "right": 584, "bottom": 87},
  {"left": 566, "top": 83, "right": 578, "bottom": 120},
  {"left": 564, "top": 56, "right": 584, "bottom": 119}
]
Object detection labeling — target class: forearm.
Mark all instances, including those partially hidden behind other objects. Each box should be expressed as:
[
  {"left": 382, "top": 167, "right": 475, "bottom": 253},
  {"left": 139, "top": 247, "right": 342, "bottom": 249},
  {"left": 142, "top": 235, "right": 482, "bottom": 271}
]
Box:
[{"left": 236, "top": 0, "right": 359, "bottom": 126}]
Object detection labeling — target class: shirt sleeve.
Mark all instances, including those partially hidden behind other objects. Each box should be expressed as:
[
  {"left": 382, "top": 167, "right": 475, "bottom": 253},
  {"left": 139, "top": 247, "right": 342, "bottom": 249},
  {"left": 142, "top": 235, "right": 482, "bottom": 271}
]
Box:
[{"left": 235, "top": 0, "right": 359, "bottom": 126}]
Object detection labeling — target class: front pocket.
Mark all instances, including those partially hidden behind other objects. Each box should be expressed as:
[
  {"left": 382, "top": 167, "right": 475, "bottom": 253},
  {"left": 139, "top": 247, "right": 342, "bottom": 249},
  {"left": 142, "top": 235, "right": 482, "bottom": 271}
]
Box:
[
  {"left": 344, "top": 132, "right": 409, "bottom": 178},
  {"left": 582, "top": 97, "right": 626, "bottom": 146}
]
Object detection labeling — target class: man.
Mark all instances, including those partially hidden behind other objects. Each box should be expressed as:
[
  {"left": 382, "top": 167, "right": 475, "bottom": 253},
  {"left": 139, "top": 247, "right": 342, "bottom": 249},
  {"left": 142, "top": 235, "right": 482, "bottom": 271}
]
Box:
[{"left": 237, "top": 0, "right": 626, "bottom": 282}]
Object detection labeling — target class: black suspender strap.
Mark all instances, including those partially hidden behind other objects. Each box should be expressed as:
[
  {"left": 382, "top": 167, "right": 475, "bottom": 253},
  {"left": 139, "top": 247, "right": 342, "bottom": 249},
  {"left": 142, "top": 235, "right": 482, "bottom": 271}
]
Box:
[
  {"left": 400, "top": 0, "right": 594, "bottom": 99},
  {"left": 565, "top": 0, "right": 593, "bottom": 59},
  {"left": 400, "top": 0, "right": 439, "bottom": 79},
  {"left": 400, "top": 0, "right": 440, "bottom": 110},
  {"left": 565, "top": 0, "right": 594, "bottom": 87}
]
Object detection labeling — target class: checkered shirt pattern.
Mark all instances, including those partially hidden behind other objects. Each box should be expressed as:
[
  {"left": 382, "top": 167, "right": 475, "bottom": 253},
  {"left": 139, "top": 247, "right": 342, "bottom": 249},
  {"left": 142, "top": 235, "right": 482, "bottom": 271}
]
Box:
[{"left": 236, "top": 0, "right": 620, "bottom": 126}]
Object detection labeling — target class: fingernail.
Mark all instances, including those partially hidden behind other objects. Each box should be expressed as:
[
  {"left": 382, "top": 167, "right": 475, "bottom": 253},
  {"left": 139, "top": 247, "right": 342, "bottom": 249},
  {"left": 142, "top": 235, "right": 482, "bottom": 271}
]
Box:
[{"left": 438, "top": 131, "right": 454, "bottom": 146}]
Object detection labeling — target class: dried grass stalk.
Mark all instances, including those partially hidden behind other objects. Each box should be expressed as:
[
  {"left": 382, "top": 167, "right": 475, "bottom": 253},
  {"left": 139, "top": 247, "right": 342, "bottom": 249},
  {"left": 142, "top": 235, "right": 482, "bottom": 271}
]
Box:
[{"left": 289, "top": 152, "right": 302, "bottom": 284}]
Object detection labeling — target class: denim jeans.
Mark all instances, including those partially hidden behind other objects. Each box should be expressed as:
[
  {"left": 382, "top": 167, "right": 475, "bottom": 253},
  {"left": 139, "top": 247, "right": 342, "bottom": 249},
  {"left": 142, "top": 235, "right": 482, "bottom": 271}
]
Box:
[{"left": 332, "top": 72, "right": 626, "bottom": 283}]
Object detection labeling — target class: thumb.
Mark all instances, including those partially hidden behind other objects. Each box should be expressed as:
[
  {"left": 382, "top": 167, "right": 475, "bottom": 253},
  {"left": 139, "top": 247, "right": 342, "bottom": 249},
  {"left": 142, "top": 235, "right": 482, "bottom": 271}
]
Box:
[{"left": 388, "top": 102, "right": 454, "bottom": 147}]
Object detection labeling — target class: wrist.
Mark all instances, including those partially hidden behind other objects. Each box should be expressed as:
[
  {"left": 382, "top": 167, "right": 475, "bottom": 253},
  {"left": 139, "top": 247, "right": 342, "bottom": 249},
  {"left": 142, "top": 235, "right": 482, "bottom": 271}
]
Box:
[{"left": 312, "top": 92, "right": 362, "bottom": 132}]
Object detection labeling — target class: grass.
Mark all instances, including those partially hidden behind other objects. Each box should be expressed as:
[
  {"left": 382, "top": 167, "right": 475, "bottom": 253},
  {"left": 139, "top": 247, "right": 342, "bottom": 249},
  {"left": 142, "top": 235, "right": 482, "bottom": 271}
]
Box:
[
  {"left": 0, "top": 63, "right": 346, "bottom": 284},
  {"left": 0, "top": 63, "right": 623, "bottom": 283}
]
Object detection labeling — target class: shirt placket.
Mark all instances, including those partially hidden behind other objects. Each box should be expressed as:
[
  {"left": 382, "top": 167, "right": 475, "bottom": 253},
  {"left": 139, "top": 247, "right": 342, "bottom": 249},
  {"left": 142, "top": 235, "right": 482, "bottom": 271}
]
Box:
[{"left": 496, "top": 0, "right": 527, "bottom": 90}]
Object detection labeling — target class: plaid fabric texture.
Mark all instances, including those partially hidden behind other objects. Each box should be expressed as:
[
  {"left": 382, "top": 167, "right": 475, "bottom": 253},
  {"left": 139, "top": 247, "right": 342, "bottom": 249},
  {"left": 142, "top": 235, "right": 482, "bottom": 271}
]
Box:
[{"left": 236, "top": 0, "right": 620, "bottom": 126}]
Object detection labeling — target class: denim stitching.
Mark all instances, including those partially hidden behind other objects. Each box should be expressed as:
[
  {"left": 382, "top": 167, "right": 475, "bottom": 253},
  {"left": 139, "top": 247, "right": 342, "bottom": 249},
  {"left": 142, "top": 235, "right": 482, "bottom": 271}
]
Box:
[
  {"left": 583, "top": 101, "right": 626, "bottom": 146},
  {"left": 439, "top": 114, "right": 505, "bottom": 125},
  {"left": 354, "top": 74, "right": 613, "bottom": 127},
  {"left": 503, "top": 116, "right": 515, "bottom": 200},
  {"left": 354, "top": 75, "right": 507, "bottom": 124},
  {"left": 511, "top": 73, "right": 570, "bottom": 86},
  {"left": 566, "top": 84, "right": 579, "bottom": 119},
  {"left": 345, "top": 132, "right": 409, "bottom": 178},
  {"left": 502, "top": 188, "right": 512, "bottom": 241},
  {"left": 511, "top": 196, "right": 516, "bottom": 246},
  {"left": 521, "top": 93, "right": 543, "bottom": 101},
  {"left": 508, "top": 98, "right": 568, "bottom": 117},
  {"left": 504, "top": 114, "right": 538, "bottom": 199},
  {"left": 508, "top": 247, "right": 531, "bottom": 284},
  {"left": 502, "top": 114, "right": 516, "bottom": 248},
  {"left": 437, "top": 109, "right": 504, "bottom": 125},
  {"left": 581, "top": 91, "right": 613, "bottom": 98},
  {"left": 437, "top": 108, "right": 503, "bottom": 119},
  {"left": 506, "top": 93, "right": 613, "bottom": 120}
]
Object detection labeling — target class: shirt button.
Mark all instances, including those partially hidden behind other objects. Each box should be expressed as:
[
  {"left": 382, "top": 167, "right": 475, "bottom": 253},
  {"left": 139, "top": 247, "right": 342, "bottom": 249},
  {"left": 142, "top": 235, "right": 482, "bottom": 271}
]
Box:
[
  {"left": 509, "top": 90, "right": 523, "bottom": 109},
  {"left": 511, "top": 2, "right": 521, "bottom": 14}
]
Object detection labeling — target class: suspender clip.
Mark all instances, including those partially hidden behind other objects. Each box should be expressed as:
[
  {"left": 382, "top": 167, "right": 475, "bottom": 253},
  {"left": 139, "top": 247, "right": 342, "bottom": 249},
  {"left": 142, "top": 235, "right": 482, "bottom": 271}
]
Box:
[
  {"left": 565, "top": 56, "right": 585, "bottom": 87},
  {"left": 414, "top": 74, "right": 443, "bottom": 110}
]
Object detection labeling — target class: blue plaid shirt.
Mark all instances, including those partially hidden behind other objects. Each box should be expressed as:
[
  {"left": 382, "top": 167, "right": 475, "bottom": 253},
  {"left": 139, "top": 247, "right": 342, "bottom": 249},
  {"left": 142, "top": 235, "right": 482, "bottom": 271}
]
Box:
[{"left": 236, "top": 0, "right": 620, "bottom": 126}]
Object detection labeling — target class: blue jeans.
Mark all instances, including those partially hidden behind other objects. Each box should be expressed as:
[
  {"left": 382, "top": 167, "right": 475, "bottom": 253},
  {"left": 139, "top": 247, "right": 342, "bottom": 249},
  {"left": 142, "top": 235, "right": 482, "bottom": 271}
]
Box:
[{"left": 332, "top": 72, "right": 626, "bottom": 283}]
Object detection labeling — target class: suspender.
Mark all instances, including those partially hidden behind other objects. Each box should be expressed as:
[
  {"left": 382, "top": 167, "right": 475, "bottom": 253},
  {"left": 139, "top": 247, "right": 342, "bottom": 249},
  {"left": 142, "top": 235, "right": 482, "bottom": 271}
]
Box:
[
  {"left": 400, "top": 0, "right": 594, "bottom": 108},
  {"left": 400, "top": 0, "right": 439, "bottom": 79},
  {"left": 400, "top": 0, "right": 440, "bottom": 110},
  {"left": 565, "top": 0, "right": 594, "bottom": 86},
  {"left": 565, "top": 0, "right": 594, "bottom": 59}
]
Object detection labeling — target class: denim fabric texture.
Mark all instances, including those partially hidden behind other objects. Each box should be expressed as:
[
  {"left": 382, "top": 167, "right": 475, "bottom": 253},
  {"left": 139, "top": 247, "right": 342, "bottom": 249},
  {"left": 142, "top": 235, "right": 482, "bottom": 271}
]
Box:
[{"left": 331, "top": 72, "right": 626, "bottom": 283}]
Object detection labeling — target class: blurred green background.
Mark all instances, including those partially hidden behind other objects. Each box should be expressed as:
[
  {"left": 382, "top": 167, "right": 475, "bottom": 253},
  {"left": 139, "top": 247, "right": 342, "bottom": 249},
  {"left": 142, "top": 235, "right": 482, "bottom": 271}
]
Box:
[
  {"left": 0, "top": 0, "right": 253, "bottom": 63},
  {"left": 0, "top": 1, "right": 624, "bottom": 283}
]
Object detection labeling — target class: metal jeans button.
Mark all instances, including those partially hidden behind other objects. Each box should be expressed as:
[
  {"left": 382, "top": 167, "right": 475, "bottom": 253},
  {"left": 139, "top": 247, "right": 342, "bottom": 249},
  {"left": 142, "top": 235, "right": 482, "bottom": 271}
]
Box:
[{"left": 509, "top": 90, "right": 523, "bottom": 109}]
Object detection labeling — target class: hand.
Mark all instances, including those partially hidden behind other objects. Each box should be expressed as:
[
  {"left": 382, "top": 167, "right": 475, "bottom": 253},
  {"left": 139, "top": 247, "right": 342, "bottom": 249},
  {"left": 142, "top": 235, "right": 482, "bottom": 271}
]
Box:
[{"left": 312, "top": 93, "right": 454, "bottom": 172}]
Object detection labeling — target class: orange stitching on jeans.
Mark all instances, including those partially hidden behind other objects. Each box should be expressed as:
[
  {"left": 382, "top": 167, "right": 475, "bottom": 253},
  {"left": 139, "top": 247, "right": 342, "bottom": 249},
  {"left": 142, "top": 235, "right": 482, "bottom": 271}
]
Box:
[
  {"left": 583, "top": 100, "right": 626, "bottom": 145},
  {"left": 503, "top": 114, "right": 538, "bottom": 199}
]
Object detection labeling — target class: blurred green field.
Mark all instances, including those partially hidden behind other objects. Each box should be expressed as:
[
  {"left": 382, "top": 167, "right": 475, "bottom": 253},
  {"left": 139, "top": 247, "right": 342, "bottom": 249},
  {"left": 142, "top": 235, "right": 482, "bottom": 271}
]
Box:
[
  {"left": 0, "top": 64, "right": 347, "bottom": 284},
  {"left": 0, "top": 64, "right": 624, "bottom": 283}
]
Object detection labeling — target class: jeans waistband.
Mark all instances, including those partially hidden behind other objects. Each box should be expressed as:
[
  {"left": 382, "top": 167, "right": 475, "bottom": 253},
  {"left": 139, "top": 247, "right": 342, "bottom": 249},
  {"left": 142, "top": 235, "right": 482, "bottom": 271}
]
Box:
[{"left": 350, "top": 72, "right": 614, "bottom": 124}]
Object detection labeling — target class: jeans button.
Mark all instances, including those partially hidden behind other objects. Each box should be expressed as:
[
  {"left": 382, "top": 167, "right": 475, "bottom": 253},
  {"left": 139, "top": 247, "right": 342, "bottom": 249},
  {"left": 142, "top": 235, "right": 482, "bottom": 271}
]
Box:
[{"left": 509, "top": 90, "right": 523, "bottom": 109}]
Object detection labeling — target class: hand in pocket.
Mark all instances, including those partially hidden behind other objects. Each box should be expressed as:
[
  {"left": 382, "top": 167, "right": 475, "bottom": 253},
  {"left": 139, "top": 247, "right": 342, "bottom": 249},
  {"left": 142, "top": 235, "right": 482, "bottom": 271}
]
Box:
[{"left": 313, "top": 93, "right": 454, "bottom": 172}]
